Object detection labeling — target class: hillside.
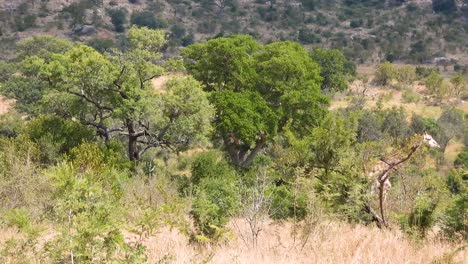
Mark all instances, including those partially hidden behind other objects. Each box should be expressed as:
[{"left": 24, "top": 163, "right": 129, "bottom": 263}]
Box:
[{"left": 0, "top": 0, "right": 468, "bottom": 66}]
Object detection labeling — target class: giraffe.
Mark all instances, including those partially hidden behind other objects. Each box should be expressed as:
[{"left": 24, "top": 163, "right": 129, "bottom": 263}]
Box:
[{"left": 368, "top": 132, "right": 440, "bottom": 227}]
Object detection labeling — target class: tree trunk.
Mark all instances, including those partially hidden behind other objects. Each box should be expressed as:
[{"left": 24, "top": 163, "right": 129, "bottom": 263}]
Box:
[
  {"left": 225, "top": 133, "right": 267, "bottom": 168},
  {"left": 126, "top": 120, "right": 140, "bottom": 162}
]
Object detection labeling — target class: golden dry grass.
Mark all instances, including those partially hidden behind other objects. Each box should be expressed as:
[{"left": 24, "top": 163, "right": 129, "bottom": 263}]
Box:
[
  {"left": 0, "top": 220, "right": 466, "bottom": 263},
  {"left": 140, "top": 220, "right": 467, "bottom": 264},
  {"left": 0, "top": 97, "right": 13, "bottom": 115}
]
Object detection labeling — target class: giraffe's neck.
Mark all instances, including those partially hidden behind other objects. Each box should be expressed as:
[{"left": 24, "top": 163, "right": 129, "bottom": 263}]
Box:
[{"left": 368, "top": 140, "right": 423, "bottom": 179}]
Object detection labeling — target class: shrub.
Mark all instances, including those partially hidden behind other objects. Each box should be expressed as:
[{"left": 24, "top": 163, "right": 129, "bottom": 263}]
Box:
[
  {"left": 425, "top": 71, "right": 443, "bottom": 94},
  {"left": 131, "top": 11, "right": 167, "bottom": 29},
  {"left": 350, "top": 19, "right": 363, "bottom": 28},
  {"left": 190, "top": 151, "right": 239, "bottom": 239},
  {"left": 374, "top": 62, "right": 397, "bottom": 86},
  {"left": 446, "top": 169, "right": 467, "bottom": 195},
  {"left": 192, "top": 176, "right": 240, "bottom": 239},
  {"left": 454, "top": 151, "right": 468, "bottom": 168},
  {"left": 108, "top": 8, "right": 126, "bottom": 32},
  {"left": 382, "top": 107, "right": 410, "bottom": 142},
  {"left": 410, "top": 115, "right": 439, "bottom": 135},
  {"left": 266, "top": 185, "right": 308, "bottom": 220},
  {"left": 432, "top": 0, "right": 457, "bottom": 14},
  {"left": 0, "top": 137, "right": 52, "bottom": 213},
  {"left": 397, "top": 65, "right": 416, "bottom": 85},
  {"left": 402, "top": 195, "right": 438, "bottom": 238},
  {"left": 26, "top": 115, "right": 95, "bottom": 164},
  {"left": 87, "top": 38, "right": 115, "bottom": 53},
  {"left": 44, "top": 162, "right": 128, "bottom": 262},
  {"left": 15, "top": 15, "right": 37, "bottom": 31},
  {"left": 440, "top": 193, "right": 467, "bottom": 240},
  {"left": 402, "top": 89, "right": 420, "bottom": 103},
  {"left": 357, "top": 112, "right": 382, "bottom": 142},
  {"left": 190, "top": 151, "right": 235, "bottom": 186},
  {"left": 416, "top": 66, "right": 439, "bottom": 78},
  {"left": 298, "top": 29, "right": 321, "bottom": 44}
]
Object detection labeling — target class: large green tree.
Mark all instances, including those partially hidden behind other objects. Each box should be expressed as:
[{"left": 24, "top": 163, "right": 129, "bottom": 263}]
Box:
[
  {"left": 310, "top": 48, "right": 356, "bottom": 93},
  {"left": 2, "top": 27, "right": 214, "bottom": 162},
  {"left": 182, "top": 35, "right": 328, "bottom": 168}
]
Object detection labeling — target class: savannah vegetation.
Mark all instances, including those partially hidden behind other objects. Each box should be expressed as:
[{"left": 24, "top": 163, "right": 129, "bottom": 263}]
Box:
[
  {"left": 0, "top": 0, "right": 467, "bottom": 66},
  {"left": 0, "top": 24, "right": 466, "bottom": 262}
]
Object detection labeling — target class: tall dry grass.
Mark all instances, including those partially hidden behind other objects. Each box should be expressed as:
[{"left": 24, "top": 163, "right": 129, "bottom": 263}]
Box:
[
  {"left": 1, "top": 219, "right": 466, "bottom": 263},
  {"left": 142, "top": 219, "right": 467, "bottom": 264}
]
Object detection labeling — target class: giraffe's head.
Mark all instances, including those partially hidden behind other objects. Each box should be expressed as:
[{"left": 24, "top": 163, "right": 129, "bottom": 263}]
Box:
[{"left": 422, "top": 132, "right": 440, "bottom": 148}]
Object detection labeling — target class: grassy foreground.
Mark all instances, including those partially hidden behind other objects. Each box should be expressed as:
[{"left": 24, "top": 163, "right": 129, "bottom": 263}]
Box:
[{"left": 2, "top": 219, "right": 465, "bottom": 264}]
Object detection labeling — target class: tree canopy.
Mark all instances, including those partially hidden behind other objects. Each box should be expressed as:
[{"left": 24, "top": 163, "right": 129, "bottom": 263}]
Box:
[
  {"left": 3, "top": 26, "right": 214, "bottom": 162},
  {"left": 182, "top": 35, "right": 329, "bottom": 168}
]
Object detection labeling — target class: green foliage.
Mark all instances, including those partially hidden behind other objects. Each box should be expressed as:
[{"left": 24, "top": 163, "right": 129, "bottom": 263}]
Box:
[
  {"left": 446, "top": 169, "right": 467, "bottom": 195},
  {"left": 311, "top": 48, "right": 356, "bottom": 93},
  {"left": 437, "top": 108, "right": 465, "bottom": 149},
  {"left": 432, "top": 0, "right": 457, "bottom": 14},
  {"left": 454, "top": 152, "right": 468, "bottom": 168},
  {"left": 182, "top": 35, "right": 260, "bottom": 92},
  {"left": 0, "top": 208, "right": 43, "bottom": 263},
  {"left": 6, "top": 27, "right": 213, "bottom": 163},
  {"left": 396, "top": 65, "right": 417, "bottom": 85},
  {"left": 26, "top": 115, "right": 95, "bottom": 163},
  {"left": 45, "top": 163, "right": 126, "bottom": 262},
  {"left": 285, "top": 112, "right": 372, "bottom": 223},
  {"left": 62, "top": 0, "right": 98, "bottom": 26},
  {"left": 415, "top": 66, "right": 439, "bottom": 79},
  {"left": 14, "top": 14, "right": 37, "bottom": 32},
  {"left": 450, "top": 73, "right": 466, "bottom": 97},
  {"left": 266, "top": 184, "right": 308, "bottom": 220},
  {"left": 190, "top": 151, "right": 239, "bottom": 239},
  {"left": 425, "top": 71, "right": 444, "bottom": 95},
  {"left": 191, "top": 151, "right": 236, "bottom": 185},
  {"left": 108, "top": 8, "right": 127, "bottom": 32},
  {"left": 131, "top": 11, "right": 168, "bottom": 29},
  {"left": 406, "top": 195, "right": 438, "bottom": 237},
  {"left": 440, "top": 192, "right": 467, "bottom": 240},
  {"left": 211, "top": 91, "right": 277, "bottom": 146},
  {"left": 16, "top": 35, "right": 75, "bottom": 60},
  {"left": 0, "top": 136, "right": 51, "bottom": 212},
  {"left": 298, "top": 29, "right": 321, "bottom": 44},
  {"left": 374, "top": 62, "right": 397, "bottom": 86},
  {"left": 87, "top": 37, "right": 115, "bottom": 53},
  {"left": 183, "top": 35, "right": 328, "bottom": 167},
  {"left": 381, "top": 107, "right": 410, "bottom": 143},
  {"left": 192, "top": 176, "right": 239, "bottom": 239},
  {"left": 402, "top": 88, "right": 421, "bottom": 103}
]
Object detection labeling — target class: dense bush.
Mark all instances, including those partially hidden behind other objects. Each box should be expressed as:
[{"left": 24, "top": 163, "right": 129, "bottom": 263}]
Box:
[
  {"left": 26, "top": 115, "right": 95, "bottom": 163},
  {"left": 266, "top": 185, "right": 308, "bottom": 220},
  {"left": 192, "top": 176, "right": 240, "bottom": 239},
  {"left": 374, "top": 62, "right": 397, "bottom": 86},
  {"left": 108, "top": 8, "right": 127, "bottom": 32},
  {"left": 190, "top": 151, "right": 239, "bottom": 239},
  {"left": 454, "top": 152, "right": 468, "bottom": 168},
  {"left": 131, "top": 11, "right": 168, "bottom": 29}
]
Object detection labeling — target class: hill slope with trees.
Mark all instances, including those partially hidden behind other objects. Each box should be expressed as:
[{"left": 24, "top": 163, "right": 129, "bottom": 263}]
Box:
[{"left": 0, "top": 0, "right": 467, "bottom": 66}]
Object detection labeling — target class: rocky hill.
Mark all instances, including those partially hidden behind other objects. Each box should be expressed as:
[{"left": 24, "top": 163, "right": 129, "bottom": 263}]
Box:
[{"left": 0, "top": 0, "right": 467, "bottom": 65}]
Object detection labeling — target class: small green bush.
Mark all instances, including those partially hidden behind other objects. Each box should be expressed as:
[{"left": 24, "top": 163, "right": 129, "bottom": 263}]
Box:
[
  {"left": 407, "top": 195, "right": 438, "bottom": 237},
  {"left": 440, "top": 194, "right": 467, "bottom": 240},
  {"left": 191, "top": 151, "right": 235, "bottom": 186},
  {"left": 454, "top": 152, "right": 468, "bottom": 168},
  {"left": 108, "top": 8, "right": 126, "bottom": 32},
  {"left": 131, "top": 11, "right": 167, "bottom": 29},
  {"left": 192, "top": 176, "right": 240, "bottom": 238},
  {"left": 266, "top": 185, "right": 308, "bottom": 220},
  {"left": 402, "top": 89, "right": 421, "bottom": 103}
]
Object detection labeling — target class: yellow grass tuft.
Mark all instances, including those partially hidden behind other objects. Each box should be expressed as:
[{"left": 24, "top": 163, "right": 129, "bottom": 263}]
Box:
[{"left": 141, "top": 220, "right": 467, "bottom": 264}]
